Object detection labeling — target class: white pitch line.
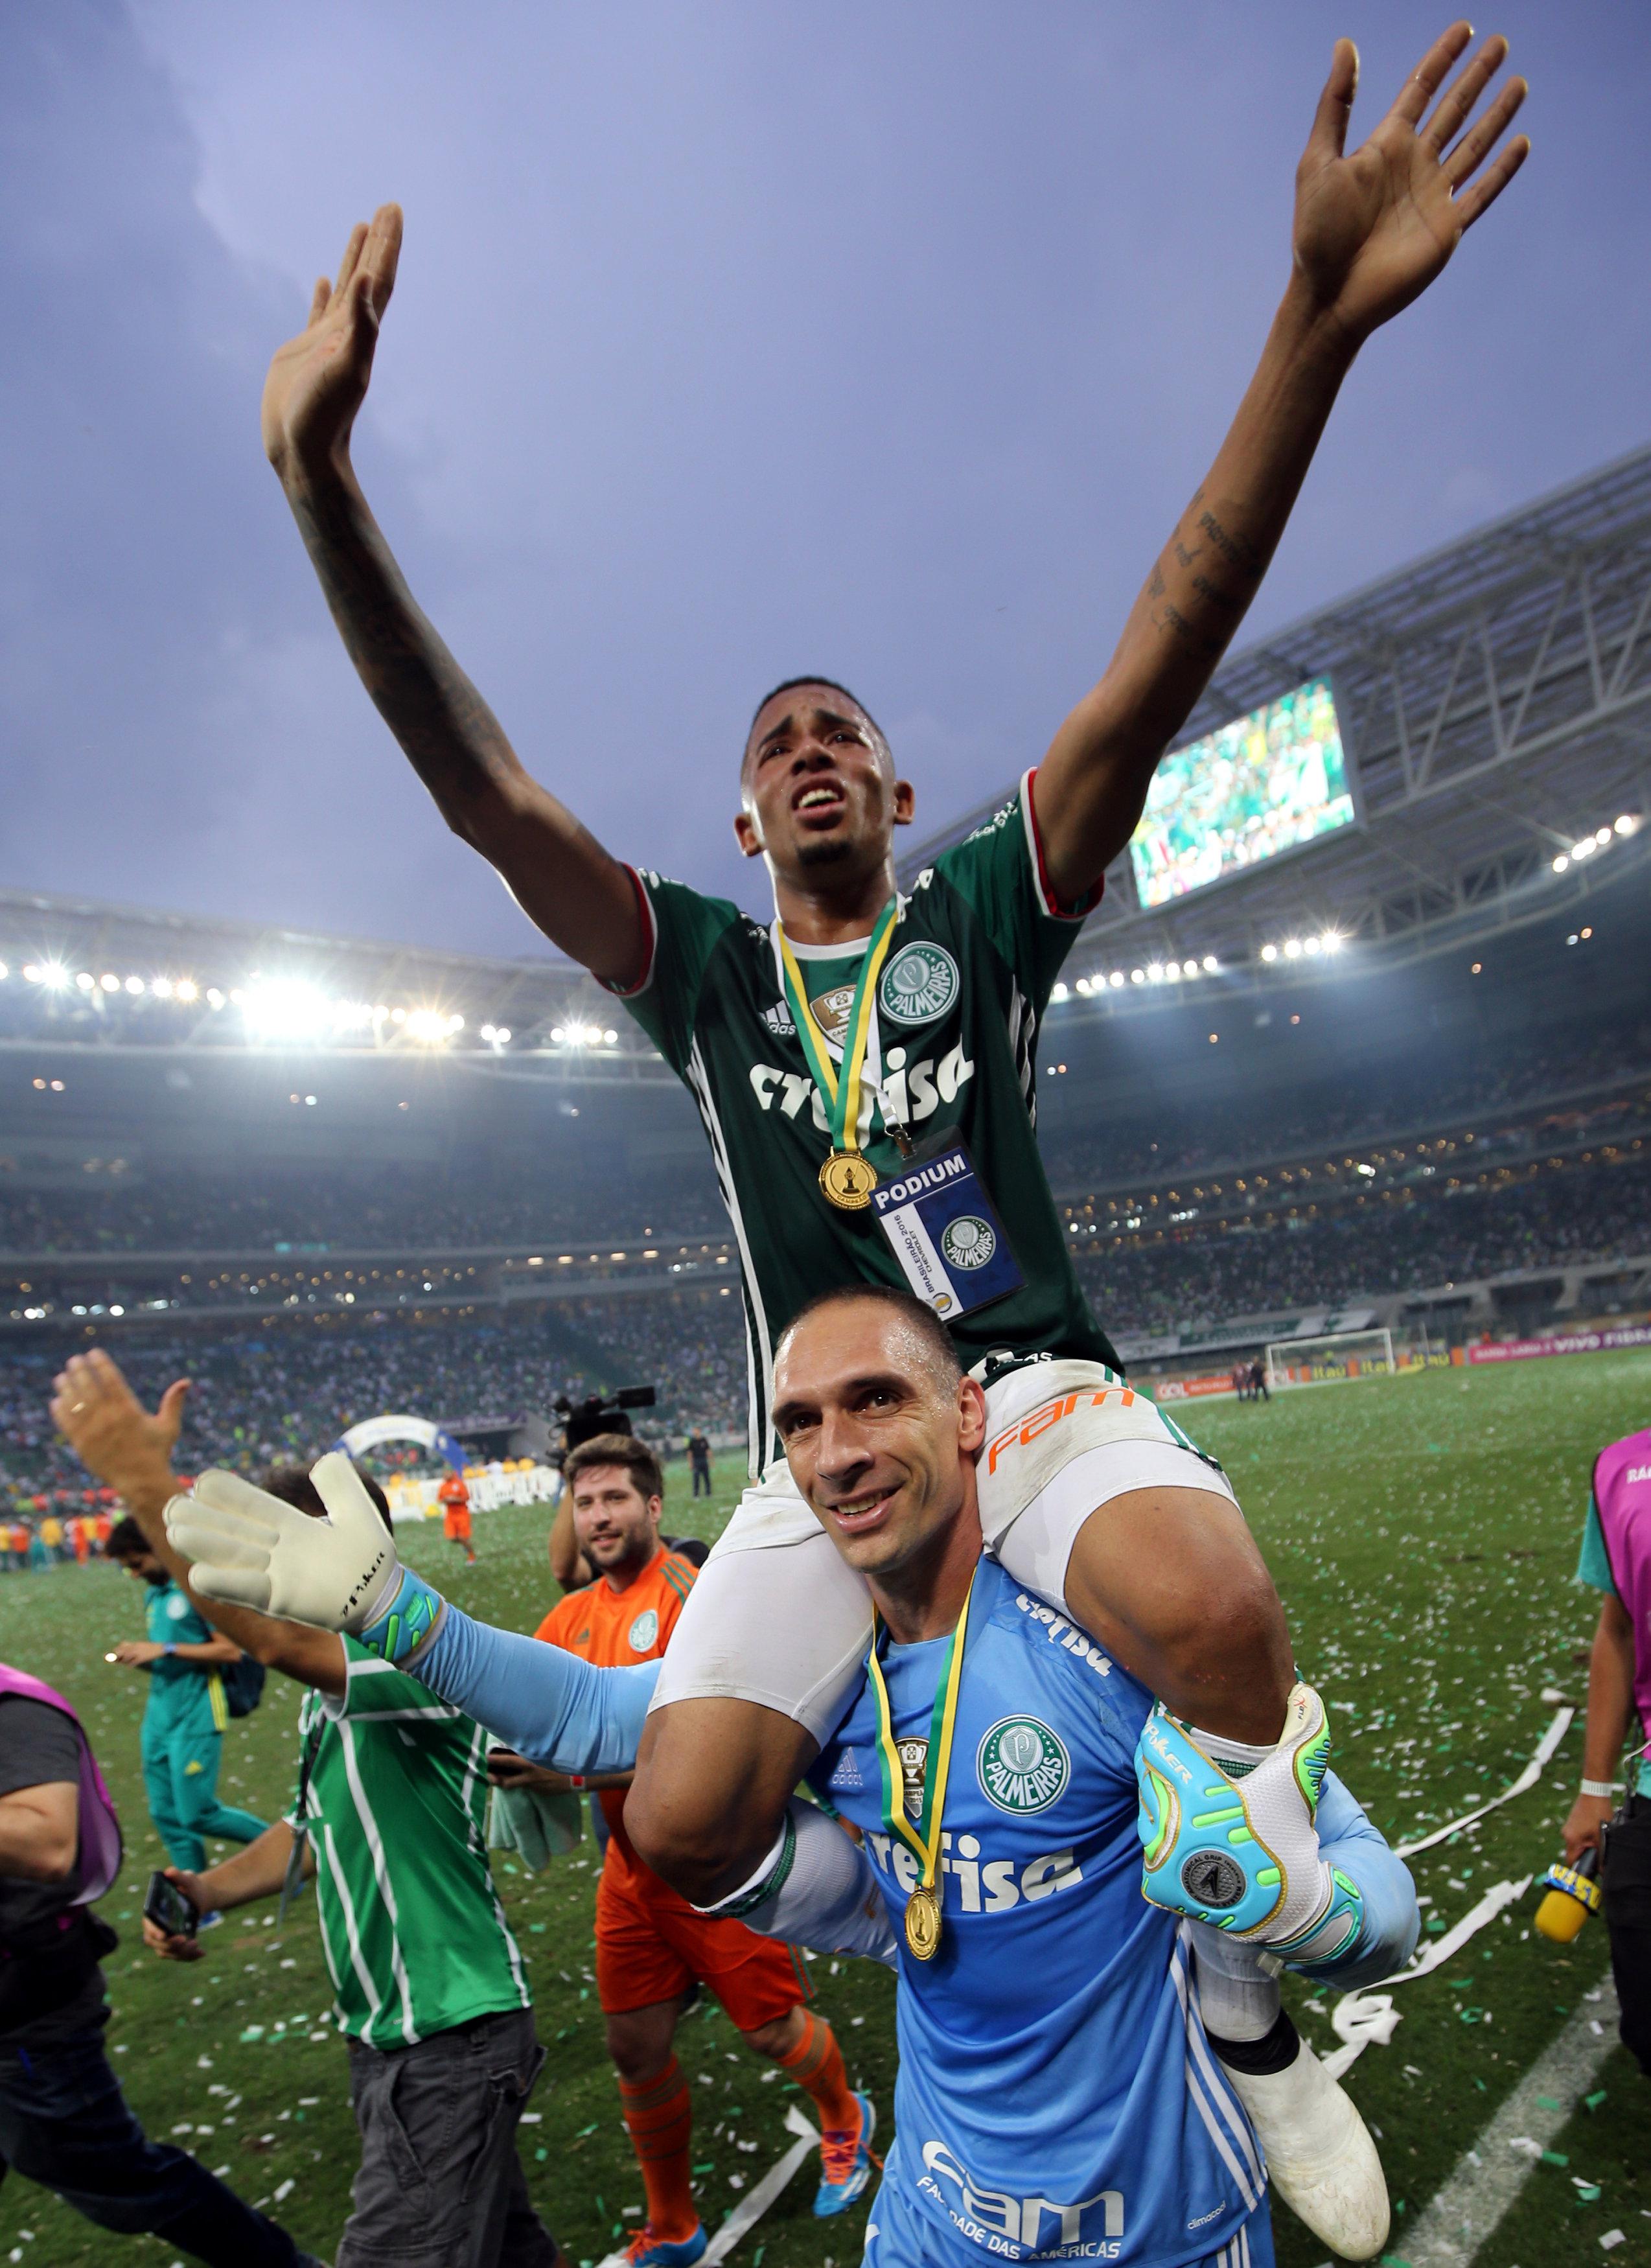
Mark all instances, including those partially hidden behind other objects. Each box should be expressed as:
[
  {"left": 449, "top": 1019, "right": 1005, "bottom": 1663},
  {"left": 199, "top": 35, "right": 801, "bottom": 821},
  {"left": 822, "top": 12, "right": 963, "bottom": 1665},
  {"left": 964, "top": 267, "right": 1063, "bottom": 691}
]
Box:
[{"left": 1396, "top": 1977, "right": 1619, "bottom": 2265}]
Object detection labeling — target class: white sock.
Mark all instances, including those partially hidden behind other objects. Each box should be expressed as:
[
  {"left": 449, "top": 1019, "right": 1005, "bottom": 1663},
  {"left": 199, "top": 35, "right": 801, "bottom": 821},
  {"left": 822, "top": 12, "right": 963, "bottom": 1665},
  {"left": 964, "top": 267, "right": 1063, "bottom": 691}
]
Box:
[
  {"left": 1190, "top": 1920, "right": 1283, "bottom": 2042},
  {"left": 702, "top": 1799, "right": 897, "bottom": 1967}
]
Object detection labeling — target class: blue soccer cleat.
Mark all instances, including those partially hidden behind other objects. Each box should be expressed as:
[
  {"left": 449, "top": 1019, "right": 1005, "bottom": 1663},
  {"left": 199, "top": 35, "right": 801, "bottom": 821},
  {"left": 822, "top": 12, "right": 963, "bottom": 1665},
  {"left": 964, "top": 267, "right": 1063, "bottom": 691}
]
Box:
[
  {"left": 621, "top": 2223, "right": 708, "bottom": 2268},
  {"left": 814, "top": 2092, "right": 875, "bottom": 2217},
  {"left": 1135, "top": 1682, "right": 1361, "bottom": 1963}
]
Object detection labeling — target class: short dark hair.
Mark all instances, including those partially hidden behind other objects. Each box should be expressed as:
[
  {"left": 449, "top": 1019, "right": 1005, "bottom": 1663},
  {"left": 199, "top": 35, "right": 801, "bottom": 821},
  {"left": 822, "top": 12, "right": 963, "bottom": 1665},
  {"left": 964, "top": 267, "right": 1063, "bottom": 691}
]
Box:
[
  {"left": 779, "top": 1283, "right": 962, "bottom": 1388},
  {"left": 259, "top": 1462, "right": 395, "bottom": 1535},
  {"left": 564, "top": 1432, "right": 664, "bottom": 1503},
  {"left": 106, "top": 1515, "right": 150, "bottom": 1560},
  {"left": 747, "top": 677, "right": 888, "bottom": 754}
]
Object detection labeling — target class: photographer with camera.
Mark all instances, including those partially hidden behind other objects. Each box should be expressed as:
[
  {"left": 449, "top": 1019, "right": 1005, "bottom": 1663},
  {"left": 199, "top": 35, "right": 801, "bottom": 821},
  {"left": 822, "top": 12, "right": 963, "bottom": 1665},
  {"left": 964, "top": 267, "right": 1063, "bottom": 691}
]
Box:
[
  {"left": 0, "top": 1662, "right": 317, "bottom": 2264},
  {"left": 52, "top": 1351, "right": 565, "bottom": 2268}
]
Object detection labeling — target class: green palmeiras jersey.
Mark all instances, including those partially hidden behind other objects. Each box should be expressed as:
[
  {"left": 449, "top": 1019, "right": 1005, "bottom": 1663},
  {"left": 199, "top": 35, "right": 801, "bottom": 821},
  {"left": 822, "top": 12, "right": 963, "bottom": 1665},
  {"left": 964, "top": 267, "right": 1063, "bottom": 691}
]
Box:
[
  {"left": 612, "top": 770, "right": 1120, "bottom": 1470},
  {"left": 290, "top": 1642, "right": 530, "bottom": 2050}
]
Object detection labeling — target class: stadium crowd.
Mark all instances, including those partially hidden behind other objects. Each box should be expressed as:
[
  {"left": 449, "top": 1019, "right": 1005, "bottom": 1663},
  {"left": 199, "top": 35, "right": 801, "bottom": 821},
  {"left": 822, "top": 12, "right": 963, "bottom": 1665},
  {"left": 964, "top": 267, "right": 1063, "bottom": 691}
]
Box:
[
  {"left": 4, "top": 1153, "right": 1646, "bottom": 1510},
  {"left": 1078, "top": 1153, "right": 1651, "bottom": 1337},
  {"left": 5, "top": 1037, "right": 1644, "bottom": 1263}
]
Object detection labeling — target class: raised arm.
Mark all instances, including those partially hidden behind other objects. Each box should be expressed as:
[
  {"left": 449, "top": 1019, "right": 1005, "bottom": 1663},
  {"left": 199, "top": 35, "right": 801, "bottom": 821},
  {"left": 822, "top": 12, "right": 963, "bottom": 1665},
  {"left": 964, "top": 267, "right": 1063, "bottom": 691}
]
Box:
[
  {"left": 1034, "top": 23, "right": 1529, "bottom": 901},
  {"left": 261, "top": 206, "right": 643, "bottom": 984},
  {"left": 51, "top": 1352, "right": 346, "bottom": 1700}
]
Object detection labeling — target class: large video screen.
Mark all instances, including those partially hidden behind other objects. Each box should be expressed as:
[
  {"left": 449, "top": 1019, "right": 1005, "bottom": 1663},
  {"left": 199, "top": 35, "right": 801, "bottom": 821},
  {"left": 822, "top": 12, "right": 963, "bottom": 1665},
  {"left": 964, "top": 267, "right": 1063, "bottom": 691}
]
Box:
[{"left": 1127, "top": 676, "right": 1356, "bottom": 908}]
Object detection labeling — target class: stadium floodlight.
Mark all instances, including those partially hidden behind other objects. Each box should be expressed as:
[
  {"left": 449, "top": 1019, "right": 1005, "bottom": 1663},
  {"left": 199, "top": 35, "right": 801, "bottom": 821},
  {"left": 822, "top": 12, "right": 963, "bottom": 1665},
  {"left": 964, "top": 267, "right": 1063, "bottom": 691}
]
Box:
[
  {"left": 100, "top": 973, "right": 119, "bottom": 991},
  {"left": 496, "top": 1026, "right": 511, "bottom": 1043},
  {"left": 1074, "top": 978, "right": 1090, "bottom": 997},
  {"left": 75, "top": 971, "right": 94, "bottom": 991},
  {"left": 404, "top": 1008, "right": 452, "bottom": 1045},
  {"left": 1302, "top": 936, "right": 1321, "bottom": 957},
  {"left": 151, "top": 977, "right": 172, "bottom": 999},
  {"left": 1130, "top": 967, "right": 1145, "bottom": 984},
  {"left": 241, "top": 978, "right": 332, "bottom": 1041},
  {"left": 206, "top": 988, "right": 225, "bottom": 1008},
  {"left": 1147, "top": 962, "right": 1164, "bottom": 982},
  {"left": 603, "top": 1028, "right": 618, "bottom": 1044},
  {"left": 1617, "top": 813, "right": 1639, "bottom": 835},
  {"left": 448, "top": 1015, "right": 465, "bottom": 1032},
  {"left": 0, "top": 963, "right": 6, "bottom": 981},
  {"left": 1572, "top": 839, "right": 1594, "bottom": 860},
  {"left": 1183, "top": 958, "right": 1197, "bottom": 978},
  {"left": 1260, "top": 943, "right": 1278, "bottom": 962},
  {"left": 176, "top": 978, "right": 198, "bottom": 1002},
  {"left": 1321, "top": 932, "right": 1343, "bottom": 953},
  {"left": 1596, "top": 826, "right": 1611, "bottom": 845},
  {"left": 124, "top": 975, "right": 144, "bottom": 994},
  {"left": 1050, "top": 981, "right": 1070, "bottom": 1002},
  {"left": 1202, "top": 954, "right": 1218, "bottom": 972},
  {"left": 1552, "top": 853, "right": 1569, "bottom": 872}
]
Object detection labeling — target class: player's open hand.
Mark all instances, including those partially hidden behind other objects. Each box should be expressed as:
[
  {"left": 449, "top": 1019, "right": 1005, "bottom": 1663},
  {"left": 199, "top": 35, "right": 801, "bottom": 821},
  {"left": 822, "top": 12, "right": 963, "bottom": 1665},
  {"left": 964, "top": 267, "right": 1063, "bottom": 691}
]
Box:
[
  {"left": 51, "top": 1348, "right": 187, "bottom": 1501},
  {"left": 167, "top": 1455, "right": 401, "bottom": 1634},
  {"left": 261, "top": 204, "right": 403, "bottom": 485},
  {"left": 1291, "top": 25, "right": 1527, "bottom": 349}
]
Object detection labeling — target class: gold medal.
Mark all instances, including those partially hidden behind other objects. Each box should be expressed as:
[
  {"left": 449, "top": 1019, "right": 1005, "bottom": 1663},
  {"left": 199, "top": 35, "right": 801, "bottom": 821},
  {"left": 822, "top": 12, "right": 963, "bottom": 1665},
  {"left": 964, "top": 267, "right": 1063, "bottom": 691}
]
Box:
[
  {"left": 776, "top": 903, "right": 901, "bottom": 1219},
  {"left": 819, "top": 1150, "right": 878, "bottom": 1210},
  {"left": 866, "top": 1568, "right": 978, "bottom": 1969},
  {"left": 904, "top": 1881, "right": 943, "bottom": 1961}
]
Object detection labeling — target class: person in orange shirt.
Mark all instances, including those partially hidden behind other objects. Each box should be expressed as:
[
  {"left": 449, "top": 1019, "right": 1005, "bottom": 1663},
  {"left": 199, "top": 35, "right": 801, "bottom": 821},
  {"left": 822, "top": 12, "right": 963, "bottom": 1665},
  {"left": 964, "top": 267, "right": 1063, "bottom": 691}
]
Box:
[
  {"left": 437, "top": 1470, "right": 476, "bottom": 1564},
  {"left": 494, "top": 1433, "right": 873, "bottom": 2267}
]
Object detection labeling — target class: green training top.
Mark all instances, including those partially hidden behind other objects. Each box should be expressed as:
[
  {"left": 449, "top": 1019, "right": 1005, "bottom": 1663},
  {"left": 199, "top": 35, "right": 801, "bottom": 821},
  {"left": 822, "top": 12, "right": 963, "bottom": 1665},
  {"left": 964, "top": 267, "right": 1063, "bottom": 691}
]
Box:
[
  {"left": 290, "top": 1641, "right": 529, "bottom": 2049},
  {"left": 143, "top": 1579, "right": 226, "bottom": 1732},
  {"left": 611, "top": 770, "right": 1118, "bottom": 1469}
]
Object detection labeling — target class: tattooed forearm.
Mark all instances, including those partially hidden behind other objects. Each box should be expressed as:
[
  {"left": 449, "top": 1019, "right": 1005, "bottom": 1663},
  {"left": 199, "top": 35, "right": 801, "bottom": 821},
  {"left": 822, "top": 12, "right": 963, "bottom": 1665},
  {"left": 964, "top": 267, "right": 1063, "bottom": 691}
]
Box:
[
  {"left": 1195, "top": 507, "right": 1265, "bottom": 581},
  {"left": 1190, "top": 572, "right": 1241, "bottom": 612},
  {"left": 286, "top": 475, "right": 523, "bottom": 827},
  {"left": 1155, "top": 600, "right": 1225, "bottom": 660}
]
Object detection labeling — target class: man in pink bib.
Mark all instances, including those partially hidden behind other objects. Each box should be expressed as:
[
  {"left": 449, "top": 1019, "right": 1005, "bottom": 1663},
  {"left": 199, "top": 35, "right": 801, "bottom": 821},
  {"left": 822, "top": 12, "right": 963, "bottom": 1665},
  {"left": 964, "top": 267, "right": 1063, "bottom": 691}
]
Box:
[{"left": 1564, "top": 1422, "right": 1651, "bottom": 2074}]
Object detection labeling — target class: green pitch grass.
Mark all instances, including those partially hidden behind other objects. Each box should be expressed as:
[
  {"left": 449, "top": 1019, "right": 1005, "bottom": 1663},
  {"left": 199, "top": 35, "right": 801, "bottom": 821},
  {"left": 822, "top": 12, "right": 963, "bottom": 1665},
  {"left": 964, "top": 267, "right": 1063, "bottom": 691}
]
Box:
[{"left": 2, "top": 1351, "right": 1648, "bottom": 2267}]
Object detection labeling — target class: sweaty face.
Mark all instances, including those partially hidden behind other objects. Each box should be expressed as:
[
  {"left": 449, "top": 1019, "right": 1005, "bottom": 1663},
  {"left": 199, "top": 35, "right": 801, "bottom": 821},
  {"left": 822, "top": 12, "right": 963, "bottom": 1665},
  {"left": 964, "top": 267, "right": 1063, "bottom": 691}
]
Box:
[
  {"left": 771, "top": 1303, "right": 983, "bottom": 1582},
  {"left": 735, "top": 690, "right": 913, "bottom": 883},
  {"left": 570, "top": 1467, "right": 660, "bottom": 1575}
]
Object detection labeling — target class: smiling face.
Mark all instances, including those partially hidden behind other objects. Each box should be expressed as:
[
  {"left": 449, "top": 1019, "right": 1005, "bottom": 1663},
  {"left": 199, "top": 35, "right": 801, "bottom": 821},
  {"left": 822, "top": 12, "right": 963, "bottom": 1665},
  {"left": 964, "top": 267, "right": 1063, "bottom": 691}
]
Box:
[
  {"left": 734, "top": 685, "right": 915, "bottom": 892},
  {"left": 570, "top": 1463, "right": 662, "bottom": 1584},
  {"left": 771, "top": 1297, "right": 986, "bottom": 1612}
]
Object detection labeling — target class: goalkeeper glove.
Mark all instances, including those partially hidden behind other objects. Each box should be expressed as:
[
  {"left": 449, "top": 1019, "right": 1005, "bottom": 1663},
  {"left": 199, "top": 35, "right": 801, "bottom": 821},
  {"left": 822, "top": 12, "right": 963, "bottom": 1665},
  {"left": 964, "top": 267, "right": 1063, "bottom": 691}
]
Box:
[{"left": 165, "top": 1453, "right": 446, "bottom": 1665}]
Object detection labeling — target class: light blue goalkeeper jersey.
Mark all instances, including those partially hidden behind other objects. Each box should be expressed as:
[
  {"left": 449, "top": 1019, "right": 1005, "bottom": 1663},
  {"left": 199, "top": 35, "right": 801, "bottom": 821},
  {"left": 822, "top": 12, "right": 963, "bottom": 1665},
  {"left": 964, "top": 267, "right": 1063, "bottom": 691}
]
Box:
[{"left": 810, "top": 1552, "right": 1264, "bottom": 2267}]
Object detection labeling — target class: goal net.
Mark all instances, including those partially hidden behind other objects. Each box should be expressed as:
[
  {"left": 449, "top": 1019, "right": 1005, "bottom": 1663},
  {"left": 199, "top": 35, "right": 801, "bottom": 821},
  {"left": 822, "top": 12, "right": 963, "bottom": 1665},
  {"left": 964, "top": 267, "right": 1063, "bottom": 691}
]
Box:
[{"left": 1264, "top": 1328, "right": 1396, "bottom": 1393}]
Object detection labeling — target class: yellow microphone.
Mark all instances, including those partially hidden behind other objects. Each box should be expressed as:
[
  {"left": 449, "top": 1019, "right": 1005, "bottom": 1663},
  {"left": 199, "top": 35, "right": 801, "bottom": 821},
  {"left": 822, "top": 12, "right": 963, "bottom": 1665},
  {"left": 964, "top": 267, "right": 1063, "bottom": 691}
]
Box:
[{"left": 1534, "top": 1847, "right": 1601, "bottom": 1943}]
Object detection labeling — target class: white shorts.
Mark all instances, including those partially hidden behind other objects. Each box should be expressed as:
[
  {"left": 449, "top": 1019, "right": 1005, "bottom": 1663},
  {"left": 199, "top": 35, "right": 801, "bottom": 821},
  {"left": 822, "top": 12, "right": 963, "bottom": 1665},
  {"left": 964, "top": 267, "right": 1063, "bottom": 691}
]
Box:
[{"left": 649, "top": 1358, "right": 1238, "bottom": 1742}]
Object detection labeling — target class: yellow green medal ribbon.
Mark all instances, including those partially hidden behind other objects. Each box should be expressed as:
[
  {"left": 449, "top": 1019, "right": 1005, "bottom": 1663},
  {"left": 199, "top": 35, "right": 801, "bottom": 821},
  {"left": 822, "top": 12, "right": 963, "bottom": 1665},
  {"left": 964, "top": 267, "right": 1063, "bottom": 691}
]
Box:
[
  {"left": 865, "top": 1564, "right": 978, "bottom": 1960},
  {"left": 776, "top": 900, "right": 900, "bottom": 1208}
]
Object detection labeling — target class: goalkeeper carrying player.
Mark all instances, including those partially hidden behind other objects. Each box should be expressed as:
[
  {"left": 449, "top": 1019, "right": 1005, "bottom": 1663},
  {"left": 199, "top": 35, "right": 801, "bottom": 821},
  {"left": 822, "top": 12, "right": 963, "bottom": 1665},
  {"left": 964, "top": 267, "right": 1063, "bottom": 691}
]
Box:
[
  {"left": 254, "top": 21, "right": 1524, "bottom": 2258},
  {"left": 151, "top": 1288, "right": 1420, "bottom": 2267}
]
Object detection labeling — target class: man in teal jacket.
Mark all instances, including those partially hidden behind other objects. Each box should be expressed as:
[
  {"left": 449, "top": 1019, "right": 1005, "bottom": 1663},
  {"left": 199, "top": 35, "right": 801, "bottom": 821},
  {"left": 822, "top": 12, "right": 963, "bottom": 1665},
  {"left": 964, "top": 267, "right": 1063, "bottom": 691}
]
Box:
[{"left": 106, "top": 1517, "right": 268, "bottom": 1871}]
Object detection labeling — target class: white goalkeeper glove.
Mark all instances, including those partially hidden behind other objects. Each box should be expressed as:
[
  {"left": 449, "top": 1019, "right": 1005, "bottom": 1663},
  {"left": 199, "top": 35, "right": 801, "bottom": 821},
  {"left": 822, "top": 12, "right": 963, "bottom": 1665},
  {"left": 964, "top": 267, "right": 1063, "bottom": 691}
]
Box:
[{"left": 165, "top": 1453, "right": 445, "bottom": 1661}]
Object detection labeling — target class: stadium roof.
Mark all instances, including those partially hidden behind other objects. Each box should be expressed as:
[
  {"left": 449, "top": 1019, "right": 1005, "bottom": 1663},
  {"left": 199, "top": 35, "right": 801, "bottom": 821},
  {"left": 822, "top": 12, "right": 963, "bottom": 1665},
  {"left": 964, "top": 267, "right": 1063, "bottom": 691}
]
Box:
[{"left": 900, "top": 443, "right": 1651, "bottom": 1005}]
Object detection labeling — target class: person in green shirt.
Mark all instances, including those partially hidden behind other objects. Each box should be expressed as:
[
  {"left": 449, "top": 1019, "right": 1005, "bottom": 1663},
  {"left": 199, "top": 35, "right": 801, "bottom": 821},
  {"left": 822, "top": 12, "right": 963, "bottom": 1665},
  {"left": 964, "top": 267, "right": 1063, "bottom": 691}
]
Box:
[
  {"left": 106, "top": 1520, "right": 267, "bottom": 1873},
  {"left": 66, "top": 1370, "right": 560, "bottom": 2268}
]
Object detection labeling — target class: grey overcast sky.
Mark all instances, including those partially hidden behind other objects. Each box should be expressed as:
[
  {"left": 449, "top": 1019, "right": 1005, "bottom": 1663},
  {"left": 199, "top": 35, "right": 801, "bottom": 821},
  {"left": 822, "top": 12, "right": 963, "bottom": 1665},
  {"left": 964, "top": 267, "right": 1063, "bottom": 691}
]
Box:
[{"left": 3, "top": 2, "right": 1645, "bottom": 960}]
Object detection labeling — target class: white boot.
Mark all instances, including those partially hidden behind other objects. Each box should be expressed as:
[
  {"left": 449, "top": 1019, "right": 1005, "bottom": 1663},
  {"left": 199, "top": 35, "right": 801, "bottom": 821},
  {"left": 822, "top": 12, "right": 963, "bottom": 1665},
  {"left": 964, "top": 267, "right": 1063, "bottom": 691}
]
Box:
[{"left": 1223, "top": 2031, "right": 1389, "bottom": 2262}]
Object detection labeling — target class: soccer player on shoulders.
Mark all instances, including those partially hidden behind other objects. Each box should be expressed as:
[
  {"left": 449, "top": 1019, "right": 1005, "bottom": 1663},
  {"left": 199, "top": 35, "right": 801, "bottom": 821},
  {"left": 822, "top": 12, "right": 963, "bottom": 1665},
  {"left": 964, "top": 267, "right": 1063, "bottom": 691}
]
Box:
[
  {"left": 258, "top": 26, "right": 1524, "bottom": 2251},
  {"left": 491, "top": 1434, "right": 875, "bottom": 2262},
  {"left": 767, "top": 1289, "right": 1416, "bottom": 2268}
]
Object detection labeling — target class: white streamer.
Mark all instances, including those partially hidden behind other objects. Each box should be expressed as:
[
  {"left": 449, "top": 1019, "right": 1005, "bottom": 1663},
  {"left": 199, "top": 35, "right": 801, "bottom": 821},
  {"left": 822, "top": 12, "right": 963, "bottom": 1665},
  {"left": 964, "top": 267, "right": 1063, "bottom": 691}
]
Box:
[
  {"left": 595, "top": 2103, "right": 822, "bottom": 2268},
  {"left": 1395, "top": 1707, "right": 1573, "bottom": 1858}
]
